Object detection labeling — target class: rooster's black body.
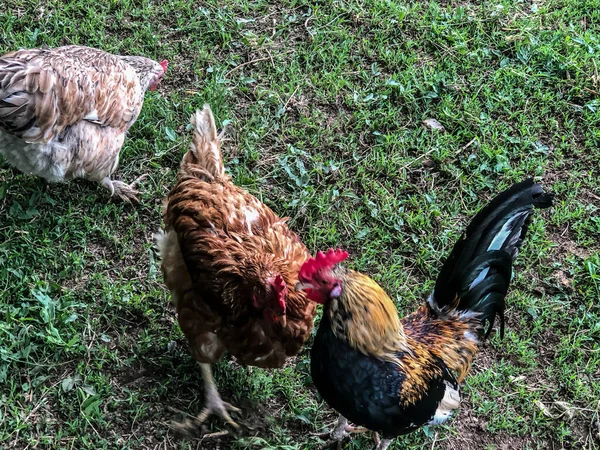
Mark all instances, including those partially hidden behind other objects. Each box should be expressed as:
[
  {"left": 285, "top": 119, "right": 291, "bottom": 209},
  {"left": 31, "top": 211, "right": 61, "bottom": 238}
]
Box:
[
  {"left": 312, "top": 315, "right": 457, "bottom": 436},
  {"left": 298, "top": 179, "right": 553, "bottom": 448}
]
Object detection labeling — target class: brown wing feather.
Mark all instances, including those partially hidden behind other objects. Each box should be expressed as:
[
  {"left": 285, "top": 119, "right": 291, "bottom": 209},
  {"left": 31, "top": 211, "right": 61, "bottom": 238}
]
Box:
[
  {"left": 165, "top": 178, "right": 315, "bottom": 367},
  {"left": 402, "top": 305, "right": 479, "bottom": 382},
  {"left": 0, "top": 45, "right": 143, "bottom": 143}
]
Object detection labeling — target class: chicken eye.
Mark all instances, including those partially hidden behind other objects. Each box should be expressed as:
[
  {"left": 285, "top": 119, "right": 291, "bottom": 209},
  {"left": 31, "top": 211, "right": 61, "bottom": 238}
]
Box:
[{"left": 321, "top": 280, "right": 327, "bottom": 285}]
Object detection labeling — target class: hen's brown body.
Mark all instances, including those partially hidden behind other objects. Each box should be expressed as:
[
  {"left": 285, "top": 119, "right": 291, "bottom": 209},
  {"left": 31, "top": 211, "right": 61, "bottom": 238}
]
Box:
[
  {"left": 157, "top": 105, "right": 315, "bottom": 427},
  {"left": 0, "top": 45, "right": 166, "bottom": 201}
]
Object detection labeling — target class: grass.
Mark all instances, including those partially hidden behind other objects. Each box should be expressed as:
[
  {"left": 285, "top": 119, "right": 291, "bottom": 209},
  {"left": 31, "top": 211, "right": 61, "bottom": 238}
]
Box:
[{"left": 1, "top": 0, "right": 599, "bottom": 449}]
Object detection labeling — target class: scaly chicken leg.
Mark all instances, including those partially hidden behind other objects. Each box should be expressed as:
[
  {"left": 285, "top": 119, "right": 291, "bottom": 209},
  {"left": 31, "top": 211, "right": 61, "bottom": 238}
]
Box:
[
  {"left": 373, "top": 433, "right": 392, "bottom": 450},
  {"left": 172, "top": 363, "right": 240, "bottom": 435},
  {"left": 195, "top": 363, "right": 241, "bottom": 428},
  {"left": 317, "top": 415, "right": 369, "bottom": 450}
]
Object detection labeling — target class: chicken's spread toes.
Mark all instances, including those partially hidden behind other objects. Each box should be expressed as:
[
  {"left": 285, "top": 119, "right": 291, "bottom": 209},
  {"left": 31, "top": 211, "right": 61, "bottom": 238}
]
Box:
[
  {"left": 315, "top": 415, "right": 368, "bottom": 449},
  {"left": 101, "top": 174, "right": 148, "bottom": 203},
  {"left": 195, "top": 390, "right": 241, "bottom": 428},
  {"left": 170, "top": 393, "right": 241, "bottom": 437}
]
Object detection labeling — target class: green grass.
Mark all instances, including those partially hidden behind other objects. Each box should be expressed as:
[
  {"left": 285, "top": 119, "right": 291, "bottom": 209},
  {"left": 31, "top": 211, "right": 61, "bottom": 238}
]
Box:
[{"left": 1, "top": 0, "right": 599, "bottom": 449}]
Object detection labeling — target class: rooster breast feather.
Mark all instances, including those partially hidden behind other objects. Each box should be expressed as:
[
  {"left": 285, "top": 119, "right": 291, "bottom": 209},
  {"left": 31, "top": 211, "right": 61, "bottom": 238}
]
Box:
[
  {"left": 311, "top": 314, "right": 458, "bottom": 437},
  {"left": 0, "top": 46, "right": 143, "bottom": 143}
]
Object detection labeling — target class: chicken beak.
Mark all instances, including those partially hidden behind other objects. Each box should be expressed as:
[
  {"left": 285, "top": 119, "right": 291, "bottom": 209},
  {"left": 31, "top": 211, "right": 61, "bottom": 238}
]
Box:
[
  {"left": 280, "top": 315, "right": 287, "bottom": 327},
  {"left": 295, "top": 281, "right": 314, "bottom": 292}
]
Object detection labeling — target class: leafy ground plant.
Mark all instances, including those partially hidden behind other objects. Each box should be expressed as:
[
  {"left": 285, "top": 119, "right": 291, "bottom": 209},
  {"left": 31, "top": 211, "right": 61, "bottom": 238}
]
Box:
[{"left": 0, "top": 0, "right": 599, "bottom": 449}]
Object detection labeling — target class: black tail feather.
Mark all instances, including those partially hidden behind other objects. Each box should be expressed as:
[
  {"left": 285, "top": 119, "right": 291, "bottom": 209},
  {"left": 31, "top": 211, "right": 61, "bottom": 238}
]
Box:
[{"left": 432, "top": 178, "right": 553, "bottom": 337}]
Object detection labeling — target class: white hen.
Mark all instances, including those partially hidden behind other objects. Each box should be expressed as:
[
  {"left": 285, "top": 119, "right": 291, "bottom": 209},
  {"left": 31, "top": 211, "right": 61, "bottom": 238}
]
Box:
[{"left": 0, "top": 45, "right": 167, "bottom": 201}]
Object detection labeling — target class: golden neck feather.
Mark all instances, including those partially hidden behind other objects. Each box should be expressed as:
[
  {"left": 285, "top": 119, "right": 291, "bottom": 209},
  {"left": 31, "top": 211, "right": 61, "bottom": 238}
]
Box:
[{"left": 327, "top": 270, "right": 407, "bottom": 359}]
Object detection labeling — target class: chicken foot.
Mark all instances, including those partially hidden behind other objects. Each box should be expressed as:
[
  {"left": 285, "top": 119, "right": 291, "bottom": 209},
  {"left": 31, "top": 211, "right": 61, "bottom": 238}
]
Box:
[
  {"left": 373, "top": 433, "right": 392, "bottom": 450},
  {"left": 101, "top": 174, "right": 147, "bottom": 202},
  {"left": 171, "top": 363, "right": 241, "bottom": 436},
  {"left": 316, "top": 415, "right": 368, "bottom": 450},
  {"left": 195, "top": 363, "right": 241, "bottom": 428}
]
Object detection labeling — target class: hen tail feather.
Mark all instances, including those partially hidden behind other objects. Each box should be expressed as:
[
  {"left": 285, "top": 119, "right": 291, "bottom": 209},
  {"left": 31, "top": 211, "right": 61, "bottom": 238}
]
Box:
[{"left": 181, "top": 104, "right": 224, "bottom": 180}]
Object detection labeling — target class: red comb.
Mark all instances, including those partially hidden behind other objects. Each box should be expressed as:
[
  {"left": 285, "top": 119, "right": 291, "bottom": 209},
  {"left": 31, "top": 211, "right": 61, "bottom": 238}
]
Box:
[
  {"left": 299, "top": 249, "right": 349, "bottom": 282},
  {"left": 159, "top": 60, "right": 168, "bottom": 72}
]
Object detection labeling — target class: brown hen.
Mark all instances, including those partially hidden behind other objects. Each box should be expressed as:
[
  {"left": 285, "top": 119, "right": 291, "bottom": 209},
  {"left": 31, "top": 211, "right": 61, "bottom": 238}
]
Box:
[
  {"left": 0, "top": 45, "right": 167, "bottom": 201},
  {"left": 156, "top": 105, "right": 315, "bottom": 429}
]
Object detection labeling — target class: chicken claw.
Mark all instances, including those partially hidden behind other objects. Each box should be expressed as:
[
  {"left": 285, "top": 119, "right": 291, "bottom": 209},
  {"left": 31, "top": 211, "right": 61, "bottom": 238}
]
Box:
[
  {"left": 373, "top": 433, "right": 392, "bottom": 450},
  {"left": 172, "top": 363, "right": 241, "bottom": 436},
  {"left": 101, "top": 174, "right": 148, "bottom": 202},
  {"left": 171, "top": 393, "right": 241, "bottom": 437},
  {"left": 316, "top": 415, "right": 368, "bottom": 449},
  {"left": 195, "top": 389, "right": 241, "bottom": 428}
]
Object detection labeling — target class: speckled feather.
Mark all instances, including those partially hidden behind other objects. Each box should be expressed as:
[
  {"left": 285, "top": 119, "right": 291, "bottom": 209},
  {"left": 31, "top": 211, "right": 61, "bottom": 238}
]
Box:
[
  {"left": 157, "top": 105, "right": 316, "bottom": 368},
  {"left": 0, "top": 45, "right": 164, "bottom": 187},
  {"left": 403, "top": 305, "right": 479, "bottom": 383}
]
